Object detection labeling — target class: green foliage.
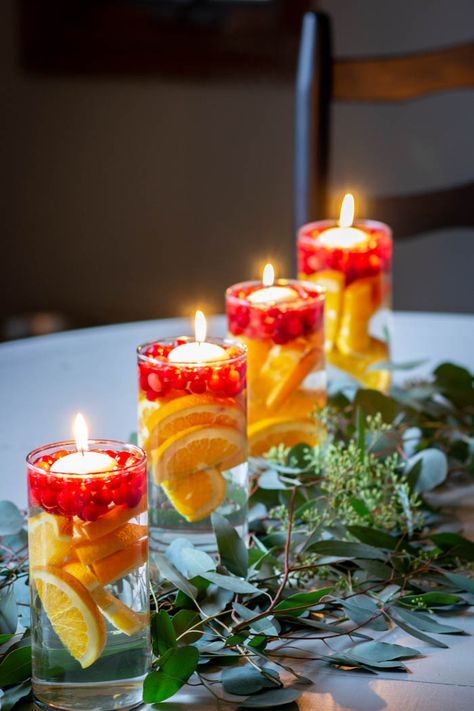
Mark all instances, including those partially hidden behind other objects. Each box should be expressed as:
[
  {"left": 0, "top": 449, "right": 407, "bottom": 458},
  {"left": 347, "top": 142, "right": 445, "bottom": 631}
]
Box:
[{"left": 1, "top": 361, "right": 474, "bottom": 708}]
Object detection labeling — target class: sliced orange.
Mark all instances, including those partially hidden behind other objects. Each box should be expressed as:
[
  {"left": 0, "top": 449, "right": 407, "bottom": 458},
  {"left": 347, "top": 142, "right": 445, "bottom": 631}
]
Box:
[
  {"left": 259, "top": 340, "right": 323, "bottom": 410},
  {"left": 74, "top": 496, "right": 147, "bottom": 541},
  {"left": 64, "top": 561, "right": 147, "bottom": 636},
  {"left": 75, "top": 523, "right": 147, "bottom": 566},
  {"left": 311, "top": 270, "right": 345, "bottom": 351},
  {"left": 162, "top": 468, "right": 226, "bottom": 522},
  {"left": 329, "top": 337, "right": 391, "bottom": 392},
  {"left": 142, "top": 393, "right": 245, "bottom": 453},
  {"left": 32, "top": 566, "right": 106, "bottom": 668},
  {"left": 238, "top": 336, "right": 271, "bottom": 394},
  {"left": 337, "top": 276, "right": 382, "bottom": 355},
  {"left": 249, "top": 417, "right": 317, "bottom": 456},
  {"left": 151, "top": 424, "right": 246, "bottom": 485},
  {"left": 92, "top": 538, "right": 148, "bottom": 586},
  {"left": 28, "top": 512, "right": 73, "bottom": 567}
]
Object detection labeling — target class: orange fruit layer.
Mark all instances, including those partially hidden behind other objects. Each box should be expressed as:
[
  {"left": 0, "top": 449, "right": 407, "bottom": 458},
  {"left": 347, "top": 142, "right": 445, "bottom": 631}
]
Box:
[
  {"left": 32, "top": 566, "right": 106, "bottom": 668},
  {"left": 162, "top": 468, "right": 226, "bottom": 523},
  {"left": 74, "top": 495, "right": 146, "bottom": 541},
  {"left": 337, "top": 276, "right": 382, "bottom": 355},
  {"left": 29, "top": 513, "right": 73, "bottom": 567},
  {"left": 151, "top": 424, "right": 246, "bottom": 485},
  {"left": 141, "top": 393, "right": 245, "bottom": 453},
  {"left": 249, "top": 417, "right": 317, "bottom": 457},
  {"left": 306, "top": 270, "right": 345, "bottom": 351},
  {"left": 64, "top": 561, "right": 148, "bottom": 636},
  {"left": 328, "top": 337, "right": 390, "bottom": 392},
  {"left": 75, "top": 523, "right": 147, "bottom": 566},
  {"left": 261, "top": 343, "right": 323, "bottom": 410},
  {"left": 92, "top": 537, "right": 148, "bottom": 586}
]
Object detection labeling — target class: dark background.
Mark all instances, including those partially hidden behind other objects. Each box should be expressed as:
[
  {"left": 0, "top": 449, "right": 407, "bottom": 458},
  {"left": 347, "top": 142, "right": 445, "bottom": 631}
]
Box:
[{"left": 1, "top": 0, "right": 473, "bottom": 339}]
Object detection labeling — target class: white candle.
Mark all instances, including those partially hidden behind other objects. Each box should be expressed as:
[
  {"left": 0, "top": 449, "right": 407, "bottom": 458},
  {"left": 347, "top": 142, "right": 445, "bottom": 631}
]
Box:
[
  {"left": 318, "top": 193, "right": 368, "bottom": 249},
  {"left": 168, "top": 310, "right": 228, "bottom": 363},
  {"left": 51, "top": 413, "right": 116, "bottom": 475},
  {"left": 247, "top": 264, "right": 298, "bottom": 305}
]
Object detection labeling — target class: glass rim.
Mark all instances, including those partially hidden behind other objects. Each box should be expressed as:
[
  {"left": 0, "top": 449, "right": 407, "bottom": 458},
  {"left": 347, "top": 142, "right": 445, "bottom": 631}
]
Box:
[
  {"left": 137, "top": 335, "right": 247, "bottom": 367},
  {"left": 298, "top": 218, "right": 393, "bottom": 243},
  {"left": 226, "top": 278, "right": 326, "bottom": 305},
  {"left": 26, "top": 439, "right": 146, "bottom": 478}
]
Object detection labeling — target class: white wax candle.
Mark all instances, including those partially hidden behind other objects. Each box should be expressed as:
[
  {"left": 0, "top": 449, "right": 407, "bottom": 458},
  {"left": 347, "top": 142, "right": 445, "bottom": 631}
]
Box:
[
  {"left": 168, "top": 341, "right": 228, "bottom": 363},
  {"left": 50, "top": 450, "right": 116, "bottom": 475},
  {"left": 247, "top": 285, "right": 298, "bottom": 305},
  {"left": 318, "top": 226, "right": 368, "bottom": 249}
]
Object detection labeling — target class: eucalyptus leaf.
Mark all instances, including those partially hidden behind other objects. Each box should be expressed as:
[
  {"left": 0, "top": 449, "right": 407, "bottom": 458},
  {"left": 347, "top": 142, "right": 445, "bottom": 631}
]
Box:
[
  {"left": 166, "top": 538, "right": 215, "bottom": 578},
  {"left": 440, "top": 571, "right": 474, "bottom": 594},
  {"left": 0, "top": 680, "right": 31, "bottom": 710},
  {"left": 344, "top": 641, "right": 419, "bottom": 663},
  {"left": 0, "top": 586, "right": 17, "bottom": 636},
  {"left": 390, "top": 606, "right": 463, "bottom": 634},
  {"left": 151, "top": 611, "right": 176, "bottom": 656},
  {"left": 340, "top": 595, "right": 387, "bottom": 631},
  {"left": 347, "top": 526, "right": 398, "bottom": 550},
  {"left": 154, "top": 552, "right": 198, "bottom": 599},
  {"left": 0, "top": 502, "right": 23, "bottom": 536},
  {"left": 143, "top": 646, "right": 199, "bottom": 703},
  {"left": 309, "top": 540, "right": 385, "bottom": 561},
  {"left": 200, "top": 584, "right": 234, "bottom": 617},
  {"left": 172, "top": 610, "right": 201, "bottom": 644},
  {"left": 430, "top": 533, "right": 474, "bottom": 561},
  {"left": 406, "top": 449, "right": 448, "bottom": 493},
  {"left": 0, "top": 646, "right": 32, "bottom": 687},
  {"left": 222, "top": 665, "right": 280, "bottom": 695},
  {"left": 390, "top": 610, "right": 449, "bottom": 648},
  {"left": 399, "top": 591, "right": 462, "bottom": 608},
  {"left": 233, "top": 602, "right": 280, "bottom": 635},
  {"left": 202, "top": 572, "right": 260, "bottom": 595},
  {"left": 274, "top": 588, "right": 331, "bottom": 617},
  {"left": 212, "top": 512, "right": 248, "bottom": 578},
  {"left": 239, "top": 683, "right": 307, "bottom": 707},
  {"left": 258, "top": 470, "right": 291, "bottom": 491},
  {"left": 369, "top": 358, "right": 427, "bottom": 372},
  {"left": 354, "top": 389, "right": 397, "bottom": 423}
]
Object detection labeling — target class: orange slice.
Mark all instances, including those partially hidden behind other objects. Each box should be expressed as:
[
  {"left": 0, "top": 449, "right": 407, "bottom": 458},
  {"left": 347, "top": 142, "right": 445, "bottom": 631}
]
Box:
[
  {"left": 259, "top": 341, "right": 323, "bottom": 410},
  {"left": 162, "top": 468, "right": 226, "bottom": 522},
  {"left": 311, "top": 270, "right": 345, "bottom": 351},
  {"left": 238, "top": 336, "right": 271, "bottom": 394},
  {"left": 249, "top": 417, "right": 317, "bottom": 456},
  {"left": 337, "top": 276, "right": 382, "bottom": 355},
  {"left": 74, "top": 496, "right": 146, "bottom": 541},
  {"left": 142, "top": 394, "right": 244, "bottom": 453},
  {"left": 28, "top": 512, "right": 73, "bottom": 567},
  {"left": 75, "top": 523, "right": 147, "bottom": 566},
  {"left": 329, "top": 337, "right": 391, "bottom": 392},
  {"left": 64, "top": 561, "right": 147, "bottom": 636},
  {"left": 151, "top": 424, "right": 246, "bottom": 485},
  {"left": 32, "top": 566, "right": 106, "bottom": 668},
  {"left": 92, "top": 538, "right": 148, "bottom": 586}
]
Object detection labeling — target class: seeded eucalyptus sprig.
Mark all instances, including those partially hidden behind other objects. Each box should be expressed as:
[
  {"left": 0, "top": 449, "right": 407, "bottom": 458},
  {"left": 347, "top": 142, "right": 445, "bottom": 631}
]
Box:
[{"left": 1, "top": 362, "right": 473, "bottom": 709}]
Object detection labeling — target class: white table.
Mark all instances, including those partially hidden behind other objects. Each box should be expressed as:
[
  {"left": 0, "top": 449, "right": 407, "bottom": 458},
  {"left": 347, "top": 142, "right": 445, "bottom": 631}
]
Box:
[{"left": 1, "top": 311, "right": 474, "bottom": 711}]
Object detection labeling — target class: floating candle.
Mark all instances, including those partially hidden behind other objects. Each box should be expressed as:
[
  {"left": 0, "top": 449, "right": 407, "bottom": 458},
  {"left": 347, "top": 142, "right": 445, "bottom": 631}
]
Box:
[
  {"left": 318, "top": 194, "right": 368, "bottom": 249},
  {"left": 247, "top": 264, "right": 298, "bottom": 304},
  {"left": 168, "top": 310, "right": 228, "bottom": 363},
  {"left": 50, "top": 413, "right": 116, "bottom": 474}
]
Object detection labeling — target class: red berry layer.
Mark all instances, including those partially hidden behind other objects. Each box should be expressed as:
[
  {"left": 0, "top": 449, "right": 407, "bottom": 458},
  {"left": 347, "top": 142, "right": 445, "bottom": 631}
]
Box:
[
  {"left": 28, "top": 448, "right": 146, "bottom": 521},
  {"left": 138, "top": 342, "right": 246, "bottom": 402},
  {"left": 226, "top": 282, "right": 324, "bottom": 345},
  {"left": 298, "top": 224, "right": 392, "bottom": 285}
]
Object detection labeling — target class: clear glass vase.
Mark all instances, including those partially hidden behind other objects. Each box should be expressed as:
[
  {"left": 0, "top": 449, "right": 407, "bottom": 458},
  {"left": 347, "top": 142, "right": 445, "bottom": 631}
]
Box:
[
  {"left": 226, "top": 280, "right": 326, "bottom": 457},
  {"left": 137, "top": 338, "right": 248, "bottom": 561},
  {"left": 298, "top": 219, "right": 393, "bottom": 391},
  {"left": 26, "top": 440, "right": 150, "bottom": 711}
]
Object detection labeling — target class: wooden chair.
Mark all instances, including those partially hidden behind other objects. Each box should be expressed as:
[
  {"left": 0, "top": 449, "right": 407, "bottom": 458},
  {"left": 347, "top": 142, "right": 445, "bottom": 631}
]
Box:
[{"left": 294, "top": 11, "right": 474, "bottom": 238}]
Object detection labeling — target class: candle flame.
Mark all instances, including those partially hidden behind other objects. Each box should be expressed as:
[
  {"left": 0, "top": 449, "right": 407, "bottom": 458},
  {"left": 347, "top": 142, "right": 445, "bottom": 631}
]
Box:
[
  {"left": 339, "top": 193, "right": 355, "bottom": 228},
  {"left": 194, "top": 309, "right": 207, "bottom": 344},
  {"left": 74, "top": 413, "right": 89, "bottom": 453},
  {"left": 262, "top": 263, "right": 275, "bottom": 287}
]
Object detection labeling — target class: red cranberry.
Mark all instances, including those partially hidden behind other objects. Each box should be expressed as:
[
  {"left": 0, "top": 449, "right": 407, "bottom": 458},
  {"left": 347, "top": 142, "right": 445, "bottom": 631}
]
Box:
[
  {"left": 92, "top": 487, "right": 113, "bottom": 506},
  {"left": 82, "top": 502, "right": 108, "bottom": 522}
]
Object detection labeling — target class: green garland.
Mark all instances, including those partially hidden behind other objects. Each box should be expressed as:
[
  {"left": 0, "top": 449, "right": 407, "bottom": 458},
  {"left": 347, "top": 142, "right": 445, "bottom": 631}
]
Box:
[{"left": 1, "top": 362, "right": 473, "bottom": 708}]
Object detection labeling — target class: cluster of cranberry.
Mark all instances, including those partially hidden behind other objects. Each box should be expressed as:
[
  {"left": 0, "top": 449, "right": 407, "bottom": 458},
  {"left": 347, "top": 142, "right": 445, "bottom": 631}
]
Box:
[
  {"left": 138, "top": 341, "right": 246, "bottom": 402},
  {"left": 28, "top": 449, "right": 146, "bottom": 521},
  {"left": 298, "top": 226, "right": 392, "bottom": 284},
  {"left": 227, "top": 284, "right": 324, "bottom": 345}
]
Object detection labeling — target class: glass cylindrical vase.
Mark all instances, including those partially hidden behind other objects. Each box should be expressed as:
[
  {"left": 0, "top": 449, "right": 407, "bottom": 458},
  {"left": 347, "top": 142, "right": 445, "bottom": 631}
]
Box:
[
  {"left": 298, "top": 219, "right": 393, "bottom": 391},
  {"left": 137, "top": 338, "right": 248, "bottom": 557},
  {"left": 226, "top": 280, "right": 325, "bottom": 457},
  {"left": 27, "top": 440, "right": 150, "bottom": 711}
]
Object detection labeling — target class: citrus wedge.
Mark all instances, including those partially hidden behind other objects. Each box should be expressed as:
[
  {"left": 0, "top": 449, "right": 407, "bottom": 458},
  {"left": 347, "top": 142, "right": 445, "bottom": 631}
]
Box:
[
  {"left": 329, "top": 337, "right": 390, "bottom": 392},
  {"left": 64, "top": 561, "right": 147, "bottom": 636},
  {"left": 32, "top": 566, "right": 106, "bottom": 668},
  {"left": 259, "top": 341, "right": 322, "bottom": 410},
  {"left": 162, "top": 468, "right": 226, "bottom": 522},
  {"left": 91, "top": 538, "right": 148, "bottom": 586},
  {"left": 28, "top": 512, "right": 73, "bottom": 567},
  {"left": 142, "top": 394, "right": 244, "bottom": 453},
  {"left": 151, "top": 424, "right": 246, "bottom": 485},
  {"left": 75, "top": 523, "right": 148, "bottom": 566},
  {"left": 311, "top": 270, "right": 345, "bottom": 351},
  {"left": 249, "top": 417, "right": 317, "bottom": 456},
  {"left": 74, "top": 496, "right": 147, "bottom": 541},
  {"left": 337, "top": 276, "right": 382, "bottom": 355}
]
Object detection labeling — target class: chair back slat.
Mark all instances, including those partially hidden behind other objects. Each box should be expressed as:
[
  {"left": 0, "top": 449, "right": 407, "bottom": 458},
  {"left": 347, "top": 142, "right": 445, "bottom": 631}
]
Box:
[{"left": 333, "top": 41, "right": 474, "bottom": 102}]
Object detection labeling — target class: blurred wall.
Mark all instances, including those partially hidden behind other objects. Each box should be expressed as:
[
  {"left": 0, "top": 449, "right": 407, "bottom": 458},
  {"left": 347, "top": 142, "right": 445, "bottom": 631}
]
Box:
[{"left": 1, "top": 0, "right": 473, "bottom": 332}]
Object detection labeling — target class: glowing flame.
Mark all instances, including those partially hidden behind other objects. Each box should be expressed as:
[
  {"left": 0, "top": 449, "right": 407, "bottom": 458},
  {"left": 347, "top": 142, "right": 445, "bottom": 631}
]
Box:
[
  {"left": 262, "top": 263, "right": 275, "bottom": 287},
  {"left": 194, "top": 309, "right": 207, "bottom": 344},
  {"left": 74, "top": 413, "right": 89, "bottom": 453},
  {"left": 339, "top": 193, "right": 355, "bottom": 228}
]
